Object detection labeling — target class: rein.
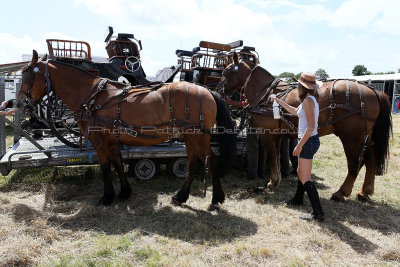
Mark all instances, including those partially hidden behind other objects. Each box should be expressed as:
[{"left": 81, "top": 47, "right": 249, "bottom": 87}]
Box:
[{"left": 239, "top": 65, "right": 258, "bottom": 106}]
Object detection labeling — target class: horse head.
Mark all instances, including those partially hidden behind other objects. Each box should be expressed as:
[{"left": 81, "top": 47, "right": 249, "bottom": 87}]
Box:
[
  {"left": 17, "top": 50, "right": 48, "bottom": 110},
  {"left": 217, "top": 52, "right": 253, "bottom": 98}
]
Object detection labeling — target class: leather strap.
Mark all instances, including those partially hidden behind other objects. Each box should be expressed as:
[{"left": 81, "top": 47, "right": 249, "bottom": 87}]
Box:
[
  {"left": 327, "top": 80, "right": 338, "bottom": 124},
  {"left": 185, "top": 83, "right": 189, "bottom": 123},
  {"left": 346, "top": 80, "right": 351, "bottom": 106},
  {"left": 356, "top": 81, "right": 365, "bottom": 119},
  {"left": 167, "top": 83, "right": 175, "bottom": 143},
  {"left": 196, "top": 85, "right": 204, "bottom": 129}
]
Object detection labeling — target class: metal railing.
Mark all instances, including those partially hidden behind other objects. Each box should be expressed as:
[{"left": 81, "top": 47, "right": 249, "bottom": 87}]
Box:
[{"left": 46, "top": 39, "right": 92, "bottom": 60}]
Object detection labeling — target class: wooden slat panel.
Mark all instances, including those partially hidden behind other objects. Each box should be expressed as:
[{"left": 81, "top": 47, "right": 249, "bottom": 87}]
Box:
[{"left": 199, "top": 41, "right": 231, "bottom": 51}]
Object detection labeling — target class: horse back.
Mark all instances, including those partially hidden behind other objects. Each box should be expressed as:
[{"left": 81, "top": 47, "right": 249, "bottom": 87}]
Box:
[
  {"left": 94, "top": 81, "right": 216, "bottom": 129},
  {"left": 318, "top": 80, "right": 381, "bottom": 121}
]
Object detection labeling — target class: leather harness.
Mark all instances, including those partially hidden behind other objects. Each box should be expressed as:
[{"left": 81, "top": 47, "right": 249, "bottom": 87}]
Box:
[
  {"left": 249, "top": 79, "right": 375, "bottom": 131},
  {"left": 21, "top": 59, "right": 208, "bottom": 146},
  {"left": 242, "top": 77, "right": 375, "bottom": 172},
  {"left": 77, "top": 79, "right": 208, "bottom": 145}
]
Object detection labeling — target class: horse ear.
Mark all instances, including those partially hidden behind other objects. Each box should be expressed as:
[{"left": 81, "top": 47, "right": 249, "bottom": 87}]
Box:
[
  {"left": 31, "top": 50, "right": 38, "bottom": 66},
  {"left": 42, "top": 54, "right": 48, "bottom": 61},
  {"left": 233, "top": 52, "right": 239, "bottom": 65}
]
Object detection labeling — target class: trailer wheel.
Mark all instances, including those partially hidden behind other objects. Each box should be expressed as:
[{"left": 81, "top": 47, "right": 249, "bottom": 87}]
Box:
[
  {"left": 169, "top": 158, "right": 188, "bottom": 178},
  {"left": 135, "top": 159, "right": 156, "bottom": 180}
]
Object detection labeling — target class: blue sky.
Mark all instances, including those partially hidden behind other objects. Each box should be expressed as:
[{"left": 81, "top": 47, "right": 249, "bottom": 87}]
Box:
[{"left": 1, "top": 0, "right": 399, "bottom": 78}]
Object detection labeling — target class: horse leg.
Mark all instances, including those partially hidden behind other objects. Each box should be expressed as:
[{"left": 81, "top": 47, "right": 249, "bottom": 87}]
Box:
[
  {"left": 172, "top": 154, "right": 200, "bottom": 205},
  {"left": 172, "top": 135, "right": 201, "bottom": 205},
  {"left": 275, "top": 137, "right": 282, "bottom": 179},
  {"left": 331, "top": 136, "right": 363, "bottom": 202},
  {"left": 356, "top": 144, "right": 375, "bottom": 202},
  {"left": 208, "top": 150, "right": 225, "bottom": 211},
  {"left": 110, "top": 144, "right": 132, "bottom": 200},
  {"left": 90, "top": 134, "right": 115, "bottom": 205},
  {"left": 99, "top": 161, "right": 115, "bottom": 205},
  {"left": 95, "top": 149, "right": 115, "bottom": 205},
  {"left": 262, "top": 134, "right": 280, "bottom": 189}
]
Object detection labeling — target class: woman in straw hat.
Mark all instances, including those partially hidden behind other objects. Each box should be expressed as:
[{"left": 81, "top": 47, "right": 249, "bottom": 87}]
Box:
[{"left": 271, "top": 72, "right": 325, "bottom": 222}]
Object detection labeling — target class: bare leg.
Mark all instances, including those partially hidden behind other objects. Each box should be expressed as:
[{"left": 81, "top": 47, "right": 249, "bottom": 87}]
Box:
[
  {"left": 297, "top": 158, "right": 313, "bottom": 184},
  {"left": 297, "top": 157, "right": 324, "bottom": 222}
]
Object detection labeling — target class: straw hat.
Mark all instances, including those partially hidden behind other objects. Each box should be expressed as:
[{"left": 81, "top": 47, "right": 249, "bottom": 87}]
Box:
[{"left": 298, "top": 72, "right": 323, "bottom": 90}]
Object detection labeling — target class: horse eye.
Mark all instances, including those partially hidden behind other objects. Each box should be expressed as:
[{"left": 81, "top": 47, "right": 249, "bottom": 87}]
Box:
[{"left": 22, "top": 73, "right": 31, "bottom": 82}]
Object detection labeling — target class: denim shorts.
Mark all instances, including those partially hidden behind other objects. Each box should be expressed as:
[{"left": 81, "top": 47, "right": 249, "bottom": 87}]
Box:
[{"left": 299, "top": 135, "right": 320, "bottom": 159}]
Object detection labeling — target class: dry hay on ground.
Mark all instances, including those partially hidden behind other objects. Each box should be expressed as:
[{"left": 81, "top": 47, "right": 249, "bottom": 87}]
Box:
[{"left": 0, "top": 116, "right": 399, "bottom": 266}]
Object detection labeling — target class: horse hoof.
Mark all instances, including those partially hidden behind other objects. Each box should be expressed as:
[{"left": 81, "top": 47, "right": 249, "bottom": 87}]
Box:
[
  {"left": 208, "top": 203, "right": 221, "bottom": 211},
  {"left": 171, "top": 197, "right": 182, "bottom": 206},
  {"left": 356, "top": 192, "right": 370, "bottom": 203},
  {"left": 330, "top": 192, "right": 345, "bottom": 202},
  {"left": 100, "top": 195, "right": 114, "bottom": 206},
  {"left": 266, "top": 182, "right": 277, "bottom": 190},
  {"left": 118, "top": 189, "right": 132, "bottom": 201}
]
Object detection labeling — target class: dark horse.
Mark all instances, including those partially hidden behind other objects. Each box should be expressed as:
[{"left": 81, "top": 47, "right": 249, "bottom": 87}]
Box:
[
  {"left": 17, "top": 50, "right": 236, "bottom": 210},
  {"left": 218, "top": 53, "right": 392, "bottom": 202}
]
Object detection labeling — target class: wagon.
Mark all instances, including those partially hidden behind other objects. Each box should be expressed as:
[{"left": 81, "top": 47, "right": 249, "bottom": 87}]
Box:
[
  {"left": 176, "top": 40, "right": 259, "bottom": 89},
  {"left": 42, "top": 26, "right": 181, "bottom": 148},
  {"left": 0, "top": 28, "right": 186, "bottom": 180},
  {"left": 0, "top": 34, "right": 253, "bottom": 181}
]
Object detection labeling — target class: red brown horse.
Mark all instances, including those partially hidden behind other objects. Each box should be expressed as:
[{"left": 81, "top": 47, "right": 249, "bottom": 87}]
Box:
[
  {"left": 219, "top": 53, "right": 392, "bottom": 202},
  {"left": 17, "top": 50, "right": 236, "bottom": 210}
]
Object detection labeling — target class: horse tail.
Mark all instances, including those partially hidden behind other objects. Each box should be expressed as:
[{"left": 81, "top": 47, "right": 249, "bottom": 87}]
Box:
[
  {"left": 371, "top": 90, "right": 392, "bottom": 175},
  {"left": 209, "top": 90, "right": 237, "bottom": 176}
]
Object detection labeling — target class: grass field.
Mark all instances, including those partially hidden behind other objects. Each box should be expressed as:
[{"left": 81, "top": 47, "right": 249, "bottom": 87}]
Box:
[{"left": 0, "top": 115, "right": 399, "bottom": 266}]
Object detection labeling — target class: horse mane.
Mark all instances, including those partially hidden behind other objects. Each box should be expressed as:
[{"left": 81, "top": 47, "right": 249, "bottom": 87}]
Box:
[
  {"left": 47, "top": 60, "right": 158, "bottom": 90},
  {"left": 48, "top": 59, "right": 100, "bottom": 78},
  {"left": 242, "top": 60, "right": 276, "bottom": 81}
]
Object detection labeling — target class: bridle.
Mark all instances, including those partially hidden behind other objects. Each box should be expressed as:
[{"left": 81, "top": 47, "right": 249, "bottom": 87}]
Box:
[
  {"left": 218, "top": 61, "right": 259, "bottom": 107},
  {"left": 20, "top": 59, "right": 51, "bottom": 108},
  {"left": 218, "top": 60, "right": 281, "bottom": 131},
  {"left": 217, "top": 63, "right": 239, "bottom": 97}
]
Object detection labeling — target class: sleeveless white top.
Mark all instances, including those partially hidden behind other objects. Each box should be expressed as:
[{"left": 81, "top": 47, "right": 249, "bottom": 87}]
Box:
[{"left": 297, "top": 95, "right": 319, "bottom": 138}]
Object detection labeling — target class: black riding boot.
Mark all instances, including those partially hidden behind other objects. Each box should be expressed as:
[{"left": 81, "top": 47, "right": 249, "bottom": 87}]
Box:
[
  {"left": 301, "top": 181, "right": 325, "bottom": 222},
  {"left": 286, "top": 179, "right": 305, "bottom": 206}
]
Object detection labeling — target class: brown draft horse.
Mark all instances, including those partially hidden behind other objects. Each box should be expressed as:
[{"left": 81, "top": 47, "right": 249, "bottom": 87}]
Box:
[
  {"left": 17, "top": 50, "right": 236, "bottom": 210},
  {"left": 218, "top": 53, "right": 392, "bottom": 202}
]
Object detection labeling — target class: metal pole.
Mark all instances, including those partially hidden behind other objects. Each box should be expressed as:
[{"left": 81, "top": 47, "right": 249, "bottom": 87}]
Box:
[
  {"left": 393, "top": 79, "right": 397, "bottom": 113},
  {"left": 0, "top": 116, "right": 51, "bottom": 158},
  {"left": 0, "top": 77, "right": 5, "bottom": 157},
  {"left": 14, "top": 79, "right": 22, "bottom": 143}
]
